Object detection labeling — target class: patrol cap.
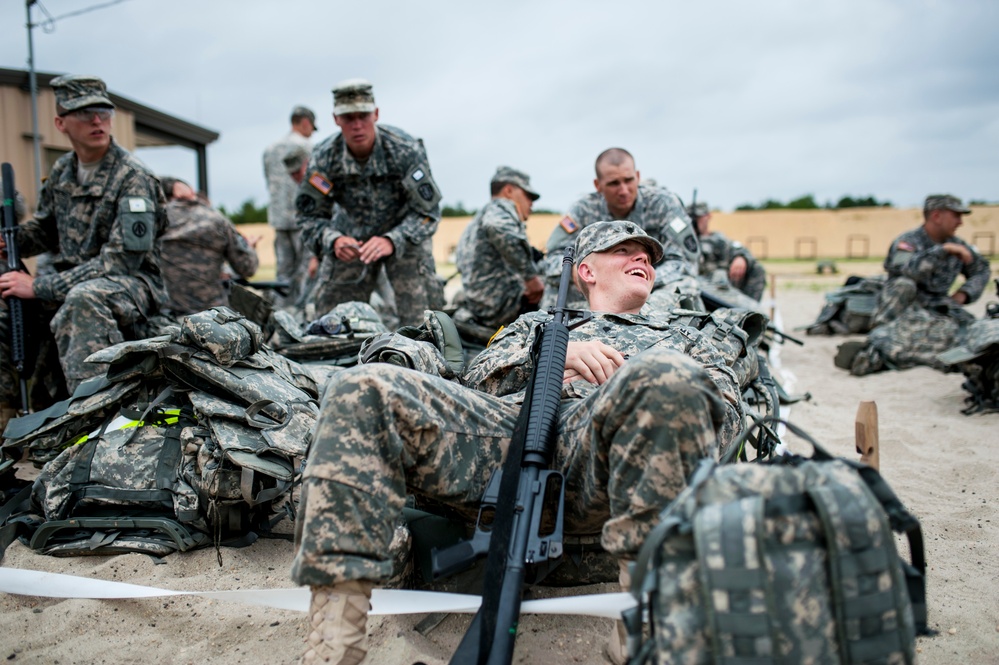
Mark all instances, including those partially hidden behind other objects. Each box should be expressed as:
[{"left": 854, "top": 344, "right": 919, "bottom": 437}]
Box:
[
  {"left": 282, "top": 145, "right": 310, "bottom": 174},
  {"left": 574, "top": 221, "right": 664, "bottom": 265},
  {"left": 51, "top": 75, "right": 114, "bottom": 113},
  {"left": 924, "top": 194, "right": 971, "bottom": 215},
  {"left": 332, "top": 78, "right": 376, "bottom": 115},
  {"left": 491, "top": 165, "right": 540, "bottom": 201},
  {"left": 688, "top": 202, "right": 710, "bottom": 219},
  {"left": 291, "top": 105, "right": 317, "bottom": 131}
]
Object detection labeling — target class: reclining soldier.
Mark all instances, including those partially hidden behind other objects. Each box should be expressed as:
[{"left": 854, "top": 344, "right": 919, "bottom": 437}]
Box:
[{"left": 291, "top": 221, "right": 744, "bottom": 664}]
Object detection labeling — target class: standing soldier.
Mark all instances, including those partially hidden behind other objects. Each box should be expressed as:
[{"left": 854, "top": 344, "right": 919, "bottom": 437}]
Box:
[
  {"left": 263, "top": 105, "right": 315, "bottom": 307},
  {"left": 454, "top": 166, "right": 544, "bottom": 334},
  {"left": 297, "top": 79, "right": 443, "bottom": 326},
  {"left": 0, "top": 75, "right": 168, "bottom": 409}
]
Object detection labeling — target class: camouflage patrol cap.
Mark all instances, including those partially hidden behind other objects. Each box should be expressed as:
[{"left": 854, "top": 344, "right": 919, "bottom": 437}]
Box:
[
  {"left": 332, "top": 78, "right": 376, "bottom": 115},
  {"left": 688, "top": 202, "right": 710, "bottom": 219},
  {"left": 282, "top": 145, "right": 310, "bottom": 174},
  {"left": 491, "top": 165, "right": 540, "bottom": 201},
  {"left": 290, "top": 105, "right": 317, "bottom": 131},
  {"left": 924, "top": 194, "right": 971, "bottom": 215},
  {"left": 51, "top": 75, "right": 114, "bottom": 113},
  {"left": 574, "top": 221, "right": 664, "bottom": 265}
]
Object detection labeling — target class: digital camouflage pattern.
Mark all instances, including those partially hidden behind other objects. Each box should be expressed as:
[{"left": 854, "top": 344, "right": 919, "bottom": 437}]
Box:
[
  {"left": 50, "top": 74, "right": 114, "bottom": 111},
  {"left": 939, "top": 314, "right": 999, "bottom": 414},
  {"left": 0, "top": 139, "right": 167, "bottom": 394},
  {"left": 631, "top": 458, "right": 917, "bottom": 665},
  {"left": 291, "top": 346, "right": 728, "bottom": 587},
  {"left": 878, "top": 225, "right": 990, "bottom": 322},
  {"left": 161, "top": 199, "right": 258, "bottom": 316},
  {"left": 454, "top": 197, "right": 539, "bottom": 329},
  {"left": 540, "top": 183, "right": 699, "bottom": 309},
  {"left": 297, "top": 124, "right": 443, "bottom": 325},
  {"left": 698, "top": 230, "right": 766, "bottom": 301},
  {"left": 263, "top": 132, "right": 311, "bottom": 306}
]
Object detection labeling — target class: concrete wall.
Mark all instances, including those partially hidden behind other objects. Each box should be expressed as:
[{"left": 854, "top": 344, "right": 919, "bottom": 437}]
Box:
[{"left": 433, "top": 206, "right": 999, "bottom": 264}]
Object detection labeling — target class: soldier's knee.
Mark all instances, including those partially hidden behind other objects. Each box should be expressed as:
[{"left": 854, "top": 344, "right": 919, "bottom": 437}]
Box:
[{"left": 884, "top": 277, "right": 917, "bottom": 300}]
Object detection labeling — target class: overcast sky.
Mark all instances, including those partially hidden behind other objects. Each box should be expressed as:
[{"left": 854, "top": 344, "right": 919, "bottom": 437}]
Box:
[{"left": 2, "top": 0, "right": 997, "bottom": 214}]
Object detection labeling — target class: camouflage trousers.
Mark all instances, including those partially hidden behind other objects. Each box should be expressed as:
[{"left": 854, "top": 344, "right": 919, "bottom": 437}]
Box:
[
  {"left": 306, "top": 239, "right": 443, "bottom": 327},
  {"left": 290, "top": 347, "right": 726, "bottom": 587},
  {"left": 0, "top": 276, "right": 153, "bottom": 399},
  {"left": 872, "top": 277, "right": 973, "bottom": 328},
  {"left": 273, "top": 228, "right": 305, "bottom": 307}
]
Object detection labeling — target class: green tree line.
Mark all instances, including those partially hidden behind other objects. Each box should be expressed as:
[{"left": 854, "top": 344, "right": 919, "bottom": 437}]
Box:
[{"left": 735, "top": 194, "right": 892, "bottom": 211}]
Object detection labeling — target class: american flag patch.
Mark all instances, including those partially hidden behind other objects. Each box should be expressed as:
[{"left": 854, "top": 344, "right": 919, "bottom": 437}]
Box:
[
  {"left": 896, "top": 241, "right": 914, "bottom": 251},
  {"left": 308, "top": 172, "right": 333, "bottom": 195},
  {"left": 559, "top": 215, "right": 578, "bottom": 234}
]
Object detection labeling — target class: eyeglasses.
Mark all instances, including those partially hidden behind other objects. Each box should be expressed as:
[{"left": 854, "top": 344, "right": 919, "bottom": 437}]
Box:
[{"left": 63, "top": 107, "right": 115, "bottom": 123}]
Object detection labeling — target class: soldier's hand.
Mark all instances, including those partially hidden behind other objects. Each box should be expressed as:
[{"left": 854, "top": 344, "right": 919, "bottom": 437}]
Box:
[
  {"left": 308, "top": 255, "right": 320, "bottom": 278},
  {"left": 942, "top": 242, "right": 973, "bottom": 265},
  {"left": 243, "top": 233, "right": 263, "bottom": 249},
  {"left": 563, "top": 340, "right": 626, "bottom": 385},
  {"left": 360, "top": 236, "right": 394, "bottom": 264},
  {"left": 334, "top": 236, "right": 362, "bottom": 262},
  {"left": 0, "top": 270, "right": 36, "bottom": 299},
  {"left": 728, "top": 255, "right": 748, "bottom": 283},
  {"left": 952, "top": 291, "right": 969, "bottom": 305},
  {"left": 0, "top": 235, "right": 6, "bottom": 260},
  {"left": 523, "top": 276, "right": 544, "bottom": 304}
]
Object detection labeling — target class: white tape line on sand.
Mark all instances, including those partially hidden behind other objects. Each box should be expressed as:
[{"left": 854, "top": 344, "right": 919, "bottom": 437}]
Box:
[{"left": 0, "top": 567, "right": 634, "bottom": 619}]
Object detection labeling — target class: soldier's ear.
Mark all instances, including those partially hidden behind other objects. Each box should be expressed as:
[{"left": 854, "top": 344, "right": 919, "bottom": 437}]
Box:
[{"left": 577, "top": 261, "right": 596, "bottom": 286}]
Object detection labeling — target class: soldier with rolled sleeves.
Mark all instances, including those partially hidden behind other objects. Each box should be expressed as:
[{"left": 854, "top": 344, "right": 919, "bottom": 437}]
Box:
[
  {"left": 453, "top": 166, "right": 544, "bottom": 333},
  {"left": 297, "top": 79, "right": 444, "bottom": 326},
  {"left": 291, "top": 221, "right": 743, "bottom": 664},
  {"left": 842, "top": 194, "right": 992, "bottom": 375},
  {"left": 691, "top": 201, "right": 767, "bottom": 301},
  {"left": 540, "top": 147, "right": 700, "bottom": 311},
  {"left": 0, "top": 75, "right": 168, "bottom": 406},
  {"left": 159, "top": 177, "right": 260, "bottom": 316},
  {"left": 263, "top": 105, "right": 315, "bottom": 307}
]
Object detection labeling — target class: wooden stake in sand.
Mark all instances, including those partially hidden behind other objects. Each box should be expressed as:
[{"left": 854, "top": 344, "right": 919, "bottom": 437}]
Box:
[{"left": 855, "top": 401, "right": 880, "bottom": 471}]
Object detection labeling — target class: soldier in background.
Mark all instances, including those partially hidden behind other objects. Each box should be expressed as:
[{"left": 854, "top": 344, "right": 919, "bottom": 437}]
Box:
[
  {"left": 841, "top": 194, "right": 991, "bottom": 375},
  {"left": 540, "top": 148, "right": 699, "bottom": 310},
  {"left": 159, "top": 177, "right": 260, "bottom": 316},
  {"left": 263, "top": 105, "right": 315, "bottom": 307},
  {"left": 691, "top": 201, "right": 766, "bottom": 300},
  {"left": 0, "top": 75, "right": 168, "bottom": 402},
  {"left": 453, "top": 166, "right": 544, "bottom": 335},
  {"left": 297, "top": 79, "right": 443, "bottom": 326},
  {"left": 291, "top": 222, "right": 743, "bottom": 664}
]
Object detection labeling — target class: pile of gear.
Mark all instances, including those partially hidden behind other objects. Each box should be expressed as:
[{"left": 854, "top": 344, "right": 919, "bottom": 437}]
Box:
[
  {"left": 0, "top": 307, "right": 321, "bottom": 558},
  {"left": 806, "top": 275, "right": 885, "bottom": 336},
  {"left": 937, "top": 279, "right": 999, "bottom": 414}
]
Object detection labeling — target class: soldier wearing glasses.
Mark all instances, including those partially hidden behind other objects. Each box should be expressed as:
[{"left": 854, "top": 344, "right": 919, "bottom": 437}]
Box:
[{"left": 0, "top": 75, "right": 168, "bottom": 409}]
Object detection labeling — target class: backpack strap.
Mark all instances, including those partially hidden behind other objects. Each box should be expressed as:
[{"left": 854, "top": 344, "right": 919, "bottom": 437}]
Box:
[
  {"left": 808, "top": 479, "right": 917, "bottom": 662},
  {"left": 693, "top": 495, "right": 780, "bottom": 665}
]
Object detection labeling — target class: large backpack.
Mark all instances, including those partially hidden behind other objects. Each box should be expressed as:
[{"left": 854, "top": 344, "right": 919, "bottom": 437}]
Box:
[
  {"left": 807, "top": 276, "right": 885, "bottom": 336},
  {"left": 624, "top": 424, "right": 926, "bottom": 665},
  {"left": 0, "top": 307, "right": 321, "bottom": 558}
]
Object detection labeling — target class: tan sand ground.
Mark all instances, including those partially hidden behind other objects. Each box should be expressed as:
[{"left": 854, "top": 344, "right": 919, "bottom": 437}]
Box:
[{"left": 1, "top": 280, "right": 998, "bottom": 664}]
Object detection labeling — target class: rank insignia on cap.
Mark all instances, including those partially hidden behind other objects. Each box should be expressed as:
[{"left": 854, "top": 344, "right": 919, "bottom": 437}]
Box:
[
  {"left": 559, "top": 215, "right": 578, "bottom": 234},
  {"left": 308, "top": 172, "right": 333, "bottom": 195}
]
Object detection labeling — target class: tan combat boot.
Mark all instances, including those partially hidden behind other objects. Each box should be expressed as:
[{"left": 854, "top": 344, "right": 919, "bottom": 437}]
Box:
[
  {"left": 605, "top": 560, "right": 632, "bottom": 665},
  {"left": 302, "top": 580, "right": 373, "bottom": 665}
]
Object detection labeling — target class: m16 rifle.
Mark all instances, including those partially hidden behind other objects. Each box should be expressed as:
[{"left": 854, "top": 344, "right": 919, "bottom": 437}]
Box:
[
  {"left": 1, "top": 163, "right": 29, "bottom": 413},
  {"left": 431, "top": 245, "right": 586, "bottom": 665}
]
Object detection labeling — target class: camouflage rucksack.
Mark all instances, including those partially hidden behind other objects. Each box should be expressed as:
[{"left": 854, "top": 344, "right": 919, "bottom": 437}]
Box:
[
  {"left": 807, "top": 276, "right": 885, "bottom": 335},
  {"left": 0, "top": 308, "right": 320, "bottom": 558},
  {"left": 624, "top": 424, "right": 926, "bottom": 665}
]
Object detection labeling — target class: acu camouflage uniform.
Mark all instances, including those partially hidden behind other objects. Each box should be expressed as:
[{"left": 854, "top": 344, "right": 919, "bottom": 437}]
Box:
[
  {"left": 297, "top": 125, "right": 444, "bottom": 326},
  {"left": 455, "top": 197, "right": 539, "bottom": 330},
  {"left": 851, "top": 225, "right": 991, "bottom": 375},
  {"left": 699, "top": 230, "right": 767, "bottom": 301},
  {"left": 0, "top": 138, "right": 167, "bottom": 395},
  {"left": 262, "top": 131, "right": 310, "bottom": 305},
  {"left": 540, "top": 183, "right": 700, "bottom": 310},
  {"left": 291, "top": 309, "right": 743, "bottom": 587},
  {"left": 160, "top": 198, "right": 259, "bottom": 316}
]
